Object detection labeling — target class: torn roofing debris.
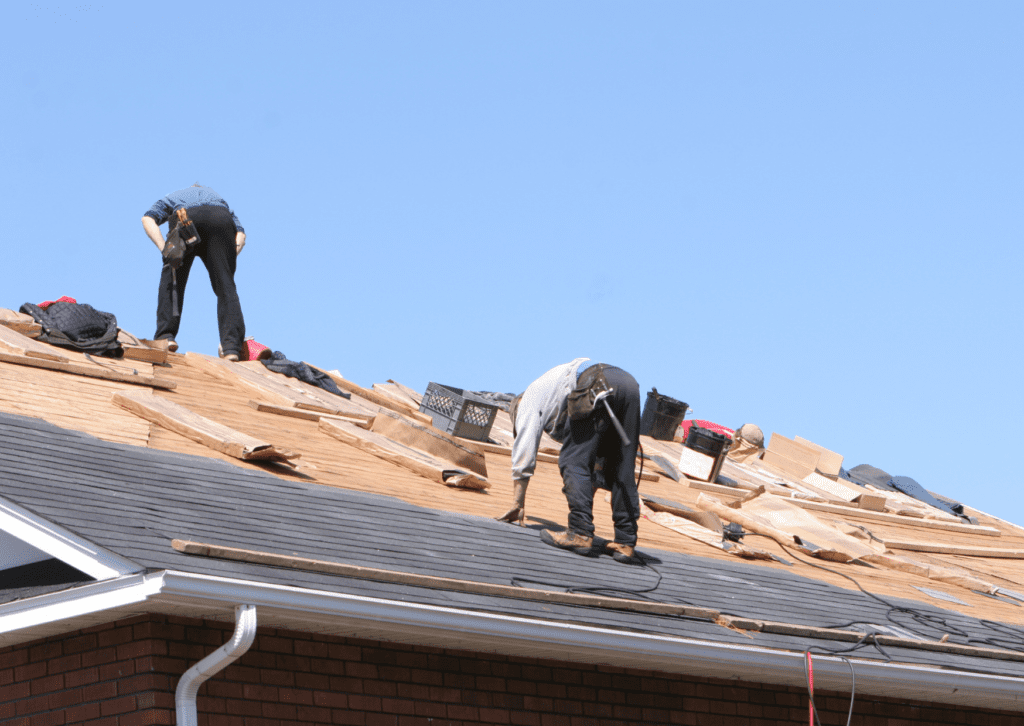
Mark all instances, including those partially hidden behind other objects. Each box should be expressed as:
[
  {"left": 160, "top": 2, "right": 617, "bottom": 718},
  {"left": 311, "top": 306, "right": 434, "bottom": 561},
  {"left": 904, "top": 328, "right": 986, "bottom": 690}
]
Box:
[{"left": 1, "top": 299, "right": 1024, "bottom": 713}]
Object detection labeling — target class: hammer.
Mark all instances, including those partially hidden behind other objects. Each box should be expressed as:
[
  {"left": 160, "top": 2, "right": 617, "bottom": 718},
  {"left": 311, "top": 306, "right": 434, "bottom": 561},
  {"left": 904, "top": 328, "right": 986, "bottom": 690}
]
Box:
[{"left": 592, "top": 389, "right": 630, "bottom": 446}]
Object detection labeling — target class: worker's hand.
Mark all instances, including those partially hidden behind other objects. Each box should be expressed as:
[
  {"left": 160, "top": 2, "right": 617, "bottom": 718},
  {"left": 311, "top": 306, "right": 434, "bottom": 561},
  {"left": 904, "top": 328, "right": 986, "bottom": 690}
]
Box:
[
  {"left": 235, "top": 231, "right": 246, "bottom": 256},
  {"left": 495, "top": 479, "right": 529, "bottom": 526}
]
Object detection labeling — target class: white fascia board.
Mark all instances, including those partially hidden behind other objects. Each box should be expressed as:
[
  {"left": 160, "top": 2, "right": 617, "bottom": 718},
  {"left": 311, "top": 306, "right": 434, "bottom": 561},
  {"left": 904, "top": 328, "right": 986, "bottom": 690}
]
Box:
[
  {"left": 0, "top": 572, "right": 161, "bottom": 642},
  {"left": 2, "top": 570, "right": 1022, "bottom": 711},
  {"left": 153, "top": 572, "right": 1024, "bottom": 712},
  {"left": 0, "top": 497, "right": 142, "bottom": 579}
]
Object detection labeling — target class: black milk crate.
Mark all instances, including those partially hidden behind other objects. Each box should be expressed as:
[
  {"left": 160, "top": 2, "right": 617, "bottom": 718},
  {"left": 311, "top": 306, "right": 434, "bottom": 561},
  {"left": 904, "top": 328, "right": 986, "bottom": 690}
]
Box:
[{"left": 419, "top": 383, "right": 498, "bottom": 441}]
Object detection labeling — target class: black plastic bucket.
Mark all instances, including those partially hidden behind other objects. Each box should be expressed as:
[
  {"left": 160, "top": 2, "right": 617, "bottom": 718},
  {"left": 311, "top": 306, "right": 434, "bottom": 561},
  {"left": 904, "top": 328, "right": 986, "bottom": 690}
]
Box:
[
  {"left": 685, "top": 425, "right": 731, "bottom": 458},
  {"left": 639, "top": 388, "right": 688, "bottom": 441}
]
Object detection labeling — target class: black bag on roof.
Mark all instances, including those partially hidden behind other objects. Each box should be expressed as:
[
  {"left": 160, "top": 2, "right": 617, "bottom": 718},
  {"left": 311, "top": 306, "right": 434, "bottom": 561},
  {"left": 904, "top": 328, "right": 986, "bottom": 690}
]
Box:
[{"left": 19, "top": 301, "right": 123, "bottom": 358}]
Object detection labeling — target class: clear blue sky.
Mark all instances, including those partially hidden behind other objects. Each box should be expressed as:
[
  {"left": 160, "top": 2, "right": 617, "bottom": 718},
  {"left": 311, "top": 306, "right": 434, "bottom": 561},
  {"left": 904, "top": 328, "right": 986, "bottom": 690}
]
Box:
[{"left": 3, "top": 3, "right": 1022, "bottom": 525}]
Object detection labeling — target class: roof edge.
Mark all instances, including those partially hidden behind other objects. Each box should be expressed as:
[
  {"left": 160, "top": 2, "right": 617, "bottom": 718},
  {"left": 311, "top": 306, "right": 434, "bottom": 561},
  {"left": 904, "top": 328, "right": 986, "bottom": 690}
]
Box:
[{"left": 1, "top": 570, "right": 1022, "bottom": 712}]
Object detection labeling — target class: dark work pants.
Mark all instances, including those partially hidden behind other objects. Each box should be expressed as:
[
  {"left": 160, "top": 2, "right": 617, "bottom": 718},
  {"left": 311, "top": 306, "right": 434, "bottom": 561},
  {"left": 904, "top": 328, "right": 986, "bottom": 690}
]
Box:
[
  {"left": 558, "top": 366, "right": 642, "bottom": 546},
  {"left": 155, "top": 205, "right": 245, "bottom": 355}
]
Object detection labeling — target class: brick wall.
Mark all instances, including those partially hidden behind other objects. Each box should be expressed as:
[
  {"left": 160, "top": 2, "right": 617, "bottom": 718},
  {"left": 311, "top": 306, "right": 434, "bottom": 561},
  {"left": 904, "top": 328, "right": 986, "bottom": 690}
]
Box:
[{"left": 1, "top": 614, "right": 1020, "bottom": 726}]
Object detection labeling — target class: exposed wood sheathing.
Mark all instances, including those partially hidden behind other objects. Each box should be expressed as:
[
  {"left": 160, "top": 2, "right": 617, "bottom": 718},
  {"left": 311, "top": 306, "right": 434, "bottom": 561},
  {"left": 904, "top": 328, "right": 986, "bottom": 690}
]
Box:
[{"left": 1, "top": 347, "right": 1023, "bottom": 627}]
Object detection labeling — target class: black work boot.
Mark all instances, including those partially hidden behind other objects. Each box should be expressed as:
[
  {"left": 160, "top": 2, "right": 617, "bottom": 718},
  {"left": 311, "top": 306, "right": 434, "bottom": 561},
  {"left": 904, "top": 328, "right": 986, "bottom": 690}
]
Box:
[{"left": 540, "top": 529, "right": 594, "bottom": 555}]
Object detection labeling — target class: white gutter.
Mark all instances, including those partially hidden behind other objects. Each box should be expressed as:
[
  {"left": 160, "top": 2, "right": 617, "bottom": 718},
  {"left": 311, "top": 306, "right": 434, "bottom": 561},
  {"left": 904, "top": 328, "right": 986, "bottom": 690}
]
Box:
[
  {"left": 1, "top": 570, "right": 1022, "bottom": 712},
  {"left": 175, "top": 604, "right": 256, "bottom": 726}
]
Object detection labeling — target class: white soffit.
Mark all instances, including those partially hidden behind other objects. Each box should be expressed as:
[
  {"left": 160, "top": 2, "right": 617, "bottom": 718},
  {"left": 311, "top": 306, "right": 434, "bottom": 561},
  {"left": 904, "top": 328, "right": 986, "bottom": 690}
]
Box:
[
  {"left": 0, "top": 497, "right": 142, "bottom": 579},
  {"left": 0, "top": 530, "right": 51, "bottom": 569}
]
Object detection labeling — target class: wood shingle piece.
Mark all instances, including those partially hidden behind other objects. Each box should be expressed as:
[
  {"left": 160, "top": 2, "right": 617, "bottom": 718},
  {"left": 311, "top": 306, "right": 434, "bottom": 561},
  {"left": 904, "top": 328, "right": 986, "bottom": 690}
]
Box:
[
  {"left": 0, "top": 323, "right": 69, "bottom": 362},
  {"left": 370, "top": 409, "right": 488, "bottom": 478},
  {"left": 319, "top": 417, "right": 489, "bottom": 490},
  {"left": 113, "top": 389, "right": 299, "bottom": 462},
  {"left": 794, "top": 435, "right": 844, "bottom": 476},
  {"left": 247, "top": 400, "right": 373, "bottom": 428},
  {"left": 0, "top": 308, "right": 42, "bottom": 337}
]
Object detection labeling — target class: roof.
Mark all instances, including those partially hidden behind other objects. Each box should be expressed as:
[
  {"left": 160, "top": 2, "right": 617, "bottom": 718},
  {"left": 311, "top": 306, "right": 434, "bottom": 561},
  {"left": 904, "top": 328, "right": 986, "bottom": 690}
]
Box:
[{"left": 1, "top": 322, "right": 1024, "bottom": 710}]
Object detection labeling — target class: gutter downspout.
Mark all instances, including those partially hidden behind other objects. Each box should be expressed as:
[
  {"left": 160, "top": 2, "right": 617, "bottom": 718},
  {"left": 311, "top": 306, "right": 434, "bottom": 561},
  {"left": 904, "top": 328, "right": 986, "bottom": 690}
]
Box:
[{"left": 175, "top": 604, "right": 257, "bottom": 726}]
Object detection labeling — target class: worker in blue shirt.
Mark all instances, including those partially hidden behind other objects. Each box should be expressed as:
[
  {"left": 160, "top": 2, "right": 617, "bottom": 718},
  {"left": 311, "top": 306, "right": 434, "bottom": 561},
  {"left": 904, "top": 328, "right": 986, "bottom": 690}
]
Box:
[{"left": 141, "top": 184, "right": 247, "bottom": 360}]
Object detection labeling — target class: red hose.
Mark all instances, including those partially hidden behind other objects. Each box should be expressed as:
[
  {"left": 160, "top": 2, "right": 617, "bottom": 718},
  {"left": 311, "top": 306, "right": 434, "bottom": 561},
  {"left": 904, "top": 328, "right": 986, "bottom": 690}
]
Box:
[{"left": 806, "top": 652, "right": 815, "bottom": 726}]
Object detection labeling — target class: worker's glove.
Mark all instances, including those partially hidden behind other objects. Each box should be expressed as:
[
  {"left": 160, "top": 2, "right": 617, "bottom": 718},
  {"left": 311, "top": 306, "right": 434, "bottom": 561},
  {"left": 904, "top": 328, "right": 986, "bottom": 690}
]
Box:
[{"left": 496, "top": 478, "right": 529, "bottom": 526}]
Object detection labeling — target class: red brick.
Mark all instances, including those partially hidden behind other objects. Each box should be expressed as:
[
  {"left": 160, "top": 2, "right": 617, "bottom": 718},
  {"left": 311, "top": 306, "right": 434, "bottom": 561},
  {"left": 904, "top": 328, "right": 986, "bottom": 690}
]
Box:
[
  {"left": 29, "top": 642, "right": 62, "bottom": 663},
  {"left": 16, "top": 694, "right": 51, "bottom": 717},
  {"left": 100, "top": 695, "right": 137, "bottom": 716},
  {"left": 15, "top": 662, "right": 48, "bottom": 681},
  {"left": 346, "top": 662, "right": 378, "bottom": 679},
  {"left": 30, "top": 673, "right": 64, "bottom": 695},
  {"left": 348, "top": 695, "right": 383, "bottom": 712},
  {"left": 0, "top": 681, "right": 32, "bottom": 701},
  {"left": 242, "top": 684, "right": 279, "bottom": 701},
  {"left": 365, "top": 715, "right": 398, "bottom": 726},
  {"left": 364, "top": 680, "right": 398, "bottom": 698},
  {"left": 96, "top": 626, "right": 134, "bottom": 648},
  {"left": 28, "top": 711, "right": 65, "bottom": 726},
  {"left": 314, "top": 691, "right": 349, "bottom": 709},
  {"left": 65, "top": 702, "right": 101, "bottom": 724},
  {"left": 328, "top": 644, "right": 362, "bottom": 661},
  {"left": 294, "top": 641, "right": 330, "bottom": 658},
  {"left": 80, "top": 647, "right": 118, "bottom": 668},
  {"left": 118, "top": 710, "right": 174, "bottom": 726},
  {"left": 294, "top": 672, "right": 330, "bottom": 690},
  {"left": 48, "top": 688, "right": 84, "bottom": 709},
  {"left": 260, "top": 702, "right": 297, "bottom": 719},
  {"left": 98, "top": 661, "right": 134, "bottom": 681},
  {"left": 0, "top": 649, "right": 29, "bottom": 669},
  {"left": 478, "top": 707, "right": 512, "bottom": 724},
  {"left": 82, "top": 681, "right": 117, "bottom": 702},
  {"left": 64, "top": 668, "right": 99, "bottom": 689}
]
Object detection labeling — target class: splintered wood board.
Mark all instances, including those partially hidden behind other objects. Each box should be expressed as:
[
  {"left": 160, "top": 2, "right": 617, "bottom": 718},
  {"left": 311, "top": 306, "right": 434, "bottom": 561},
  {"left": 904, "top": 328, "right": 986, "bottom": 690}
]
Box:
[
  {"left": 0, "top": 309, "right": 41, "bottom": 337},
  {"left": 765, "top": 434, "right": 820, "bottom": 479},
  {"left": 114, "top": 389, "right": 298, "bottom": 461},
  {"left": 370, "top": 409, "right": 488, "bottom": 478},
  {"left": 0, "top": 324, "right": 68, "bottom": 362},
  {"left": 319, "top": 417, "right": 488, "bottom": 490},
  {"left": 247, "top": 400, "right": 373, "bottom": 429}
]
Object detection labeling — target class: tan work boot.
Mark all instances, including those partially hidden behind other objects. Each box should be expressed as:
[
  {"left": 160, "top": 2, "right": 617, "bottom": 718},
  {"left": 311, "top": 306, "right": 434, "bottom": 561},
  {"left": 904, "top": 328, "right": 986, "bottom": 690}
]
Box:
[
  {"left": 605, "top": 542, "right": 638, "bottom": 564},
  {"left": 540, "top": 529, "right": 594, "bottom": 555}
]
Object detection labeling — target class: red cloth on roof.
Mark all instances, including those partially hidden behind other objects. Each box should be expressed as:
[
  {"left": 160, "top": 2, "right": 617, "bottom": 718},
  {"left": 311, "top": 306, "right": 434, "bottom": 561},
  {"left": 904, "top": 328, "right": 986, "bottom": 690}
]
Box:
[
  {"left": 680, "top": 419, "right": 734, "bottom": 440},
  {"left": 37, "top": 296, "right": 77, "bottom": 309},
  {"left": 242, "top": 338, "right": 271, "bottom": 362}
]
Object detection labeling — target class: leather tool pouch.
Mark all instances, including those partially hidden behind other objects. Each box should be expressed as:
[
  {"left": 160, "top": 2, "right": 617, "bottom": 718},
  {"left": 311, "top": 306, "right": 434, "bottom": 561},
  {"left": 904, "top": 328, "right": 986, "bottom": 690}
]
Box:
[
  {"left": 566, "top": 364, "right": 612, "bottom": 421},
  {"left": 162, "top": 208, "right": 200, "bottom": 271}
]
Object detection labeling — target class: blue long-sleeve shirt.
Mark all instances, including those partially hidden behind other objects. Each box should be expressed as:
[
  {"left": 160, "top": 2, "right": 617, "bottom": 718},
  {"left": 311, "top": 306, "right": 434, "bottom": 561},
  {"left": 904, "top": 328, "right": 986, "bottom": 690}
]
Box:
[{"left": 144, "top": 185, "right": 244, "bottom": 233}]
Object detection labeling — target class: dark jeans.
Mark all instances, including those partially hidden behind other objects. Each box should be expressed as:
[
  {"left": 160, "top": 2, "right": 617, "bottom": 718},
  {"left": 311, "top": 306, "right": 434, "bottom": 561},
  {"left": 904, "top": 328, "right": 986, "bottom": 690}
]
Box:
[
  {"left": 155, "top": 205, "right": 245, "bottom": 354},
  {"left": 558, "top": 366, "right": 641, "bottom": 546}
]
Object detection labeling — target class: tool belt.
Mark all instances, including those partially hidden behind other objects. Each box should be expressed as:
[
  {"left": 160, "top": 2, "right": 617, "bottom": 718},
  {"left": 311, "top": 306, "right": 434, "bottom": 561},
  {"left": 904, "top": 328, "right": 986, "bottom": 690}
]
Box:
[
  {"left": 566, "top": 364, "right": 614, "bottom": 421},
  {"left": 162, "top": 208, "right": 201, "bottom": 271}
]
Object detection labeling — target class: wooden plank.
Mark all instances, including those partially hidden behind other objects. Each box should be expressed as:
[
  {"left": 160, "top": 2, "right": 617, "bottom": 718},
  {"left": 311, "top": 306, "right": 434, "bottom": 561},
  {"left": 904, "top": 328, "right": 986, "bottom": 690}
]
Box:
[
  {"left": 247, "top": 400, "right": 373, "bottom": 429},
  {"left": 319, "top": 418, "right": 488, "bottom": 490},
  {"left": 679, "top": 446, "right": 715, "bottom": 481},
  {"left": 762, "top": 449, "right": 816, "bottom": 480},
  {"left": 113, "top": 390, "right": 298, "bottom": 461},
  {"left": 0, "top": 351, "right": 175, "bottom": 389},
  {"left": 172, "top": 539, "right": 719, "bottom": 621},
  {"left": 795, "top": 435, "right": 844, "bottom": 476},
  {"left": 0, "top": 309, "right": 41, "bottom": 337},
  {"left": 0, "top": 324, "right": 68, "bottom": 362},
  {"left": 118, "top": 331, "right": 168, "bottom": 365},
  {"left": 765, "top": 434, "right": 820, "bottom": 478},
  {"left": 370, "top": 409, "right": 488, "bottom": 478},
  {"left": 794, "top": 499, "right": 1002, "bottom": 536},
  {"left": 882, "top": 540, "right": 1024, "bottom": 558},
  {"left": 318, "top": 369, "right": 434, "bottom": 425},
  {"left": 855, "top": 493, "right": 888, "bottom": 512}
]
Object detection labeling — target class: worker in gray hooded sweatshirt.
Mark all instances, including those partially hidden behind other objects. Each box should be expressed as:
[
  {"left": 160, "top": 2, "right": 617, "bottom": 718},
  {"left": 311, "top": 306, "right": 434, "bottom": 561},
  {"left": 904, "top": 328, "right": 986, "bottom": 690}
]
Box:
[{"left": 497, "top": 358, "right": 642, "bottom": 563}]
